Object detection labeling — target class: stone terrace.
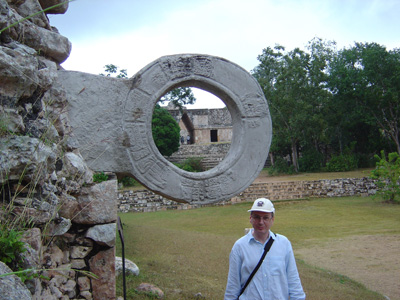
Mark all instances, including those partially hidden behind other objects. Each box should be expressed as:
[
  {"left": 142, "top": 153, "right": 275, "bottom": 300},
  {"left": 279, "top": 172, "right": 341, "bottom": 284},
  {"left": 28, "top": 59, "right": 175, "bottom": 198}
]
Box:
[{"left": 118, "top": 177, "right": 378, "bottom": 213}]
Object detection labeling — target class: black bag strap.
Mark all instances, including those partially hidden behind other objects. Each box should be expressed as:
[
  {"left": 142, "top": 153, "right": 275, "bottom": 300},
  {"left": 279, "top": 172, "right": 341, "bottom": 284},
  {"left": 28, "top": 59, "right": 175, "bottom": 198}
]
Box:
[{"left": 238, "top": 234, "right": 275, "bottom": 299}]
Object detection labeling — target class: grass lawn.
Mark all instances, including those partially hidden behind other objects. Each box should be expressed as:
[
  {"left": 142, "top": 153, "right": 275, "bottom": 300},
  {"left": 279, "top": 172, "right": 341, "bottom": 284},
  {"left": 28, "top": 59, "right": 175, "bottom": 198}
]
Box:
[{"left": 116, "top": 196, "right": 399, "bottom": 299}]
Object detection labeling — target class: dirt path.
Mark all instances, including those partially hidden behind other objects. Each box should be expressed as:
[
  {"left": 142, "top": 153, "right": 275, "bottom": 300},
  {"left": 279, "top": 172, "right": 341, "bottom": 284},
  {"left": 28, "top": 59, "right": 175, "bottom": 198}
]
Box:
[{"left": 296, "top": 235, "right": 400, "bottom": 300}]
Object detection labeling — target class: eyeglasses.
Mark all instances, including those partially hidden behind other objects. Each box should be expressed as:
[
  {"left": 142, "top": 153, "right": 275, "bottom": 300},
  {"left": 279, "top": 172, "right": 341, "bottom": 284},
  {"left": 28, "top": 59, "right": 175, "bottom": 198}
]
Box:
[{"left": 251, "top": 215, "right": 273, "bottom": 222}]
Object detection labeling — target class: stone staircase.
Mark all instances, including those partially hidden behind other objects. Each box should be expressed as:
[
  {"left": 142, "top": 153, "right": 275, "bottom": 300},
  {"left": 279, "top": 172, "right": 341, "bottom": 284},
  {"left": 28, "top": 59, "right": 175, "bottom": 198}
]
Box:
[{"left": 166, "top": 143, "right": 230, "bottom": 170}]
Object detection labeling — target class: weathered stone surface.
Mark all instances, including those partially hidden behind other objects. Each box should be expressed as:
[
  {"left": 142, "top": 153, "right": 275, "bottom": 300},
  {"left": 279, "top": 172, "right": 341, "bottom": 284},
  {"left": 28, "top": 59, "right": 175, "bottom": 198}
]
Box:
[
  {"left": 11, "top": 0, "right": 51, "bottom": 29},
  {"left": 0, "top": 261, "right": 32, "bottom": 300},
  {"left": 59, "top": 279, "right": 76, "bottom": 298},
  {"left": 71, "top": 258, "right": 86, "bottom": 269},
  {"left": 70, "top": 246, "right": 92, "bottom": 259},
  {"left": 85, "top": 223, "right": 116, "bottom": 247},
  {"left": 89, "top": 248, "right": 116, "bottom": 300},
  {"left": 77, "top": 276, "right": 91, "bottom": 291},
  {"left": 39, "top": 0, "right": 69, "bottom": 14},
  {"left": 59, "top": 54, "right": 272, "bottom": 205},
  {"left": 12, "top": 206, "right": 53, "bottom": 225},
  {"left": 72, "top": 180, "right": 117, "bottom": 224},
  {"left": 0, "top": 136, "right": 56, "bottom": 184},
  {"left": 22, "top": 228, "right": 42, "bottom": 253},
  {"left": 80, "top": 290, "right": 93, "bottom": 300},
  {"left": 0, "top": 43, "right": 39, "bottom": 100},
  {"left": 136, "top": 283, "right": 164, "bottom": 299},
  {"left": 0, "top": 107, "right": 25, "bottom": 133},
  {"left": 58, "top": 192, "right": 78, "bottom": 219},
  {"left": 115, "top": 257, "right": 139, "bottom": 277},
  {"left": 45, "top": 217, "right": 71, "bottom": 236},
  {"left": 61, "top": 152, "right": 93, "bottom": 185}
]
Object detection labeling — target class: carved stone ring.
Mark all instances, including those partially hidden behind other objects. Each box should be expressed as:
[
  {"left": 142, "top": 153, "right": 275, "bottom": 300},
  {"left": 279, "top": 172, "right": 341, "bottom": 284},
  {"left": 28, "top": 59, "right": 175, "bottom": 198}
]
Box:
[{"left": 60, "top": 54, "right": 272, "bottom": 204}]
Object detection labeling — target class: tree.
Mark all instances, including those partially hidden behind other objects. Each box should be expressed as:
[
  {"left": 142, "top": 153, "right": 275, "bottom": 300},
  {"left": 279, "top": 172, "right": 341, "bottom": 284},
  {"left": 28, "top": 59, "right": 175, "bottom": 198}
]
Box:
[
  {"left": 100, "top": 64, "right": 128, "bottom": 78},
  {"left": 152, "top": 104, "right": 180, "bottom": 157},
  {"left": 253, "top": 38, "right": 334, "bottom": 172},
  {"left": 159, "top": 87, "right": 196, "bottom": 111},
  {"left": 328, "top": 43, "right": 400, "bottom": 154},
  {"left": 371, "top": 150, "right": 400, "bottom": 203}
]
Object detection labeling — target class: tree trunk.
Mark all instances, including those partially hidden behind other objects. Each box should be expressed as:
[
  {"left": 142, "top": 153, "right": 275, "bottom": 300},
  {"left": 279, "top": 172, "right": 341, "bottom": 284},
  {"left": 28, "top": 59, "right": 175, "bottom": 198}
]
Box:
[{"left": 291, "top": 139, "right": 299, "bottom": 172}]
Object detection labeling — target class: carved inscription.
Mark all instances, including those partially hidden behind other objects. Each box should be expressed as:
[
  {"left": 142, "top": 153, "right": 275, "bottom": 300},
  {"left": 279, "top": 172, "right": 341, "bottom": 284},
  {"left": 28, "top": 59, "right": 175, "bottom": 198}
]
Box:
[
  {"left": 160, "top": 56, "right": 214, "bottom": 80},
  {"left": 241, "top": 93, "right": 268, "bottom": 118}
]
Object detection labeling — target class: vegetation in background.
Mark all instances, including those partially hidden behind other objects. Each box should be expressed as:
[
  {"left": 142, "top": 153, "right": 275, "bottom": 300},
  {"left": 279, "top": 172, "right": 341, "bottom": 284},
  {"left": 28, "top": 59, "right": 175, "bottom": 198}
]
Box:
[
  {"left": 152, "top": 105, "right": 180, "bottom": 157},
  {"left": 175, "top": 157, "right": 204, "bottom": 172},
  {"left": 159, "top": 87, "right": 196, "bottom": 112},
  {"left": 116, "top": 196, "right": 397, "bottom": 299},
  {"left": 119, "top": 176, "right": 137, "bottom": 188},
  {"left": 370, "top": 150, "right": 400, "bottom": 203},
  {"left": 100, "top": 64, "right": 128, "bottom": 78},
  {"left": 93, "top": 172, "right": 108, "bottom": 183},
  {"left": 253, "top": 38, "right": 400, "bottom": 174}
]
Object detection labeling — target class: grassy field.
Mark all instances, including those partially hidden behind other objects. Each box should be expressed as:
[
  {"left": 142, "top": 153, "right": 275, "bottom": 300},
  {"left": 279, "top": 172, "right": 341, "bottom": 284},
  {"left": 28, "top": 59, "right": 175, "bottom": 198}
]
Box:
[{"left": 116, "top": 195, "right": 399, "bottom": 299}]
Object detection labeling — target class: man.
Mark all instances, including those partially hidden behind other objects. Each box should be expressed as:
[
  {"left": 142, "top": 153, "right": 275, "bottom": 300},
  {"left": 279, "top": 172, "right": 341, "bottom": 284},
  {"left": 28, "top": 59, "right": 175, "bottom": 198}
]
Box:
[{"left": 224, "top": 198, "right": 306, "bottom": 300}]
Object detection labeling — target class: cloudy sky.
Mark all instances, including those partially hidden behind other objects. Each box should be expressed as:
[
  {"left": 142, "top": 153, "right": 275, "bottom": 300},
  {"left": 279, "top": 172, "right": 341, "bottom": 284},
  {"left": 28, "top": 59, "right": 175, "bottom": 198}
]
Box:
[{"left": 49, "top": 0, "right": 399, "bottom": 108}]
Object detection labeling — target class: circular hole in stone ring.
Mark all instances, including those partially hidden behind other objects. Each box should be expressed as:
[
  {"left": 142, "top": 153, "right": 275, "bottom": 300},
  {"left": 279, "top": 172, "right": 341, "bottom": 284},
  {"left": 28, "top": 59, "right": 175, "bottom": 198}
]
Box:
[{"left": 123, "top": 54, "right": 272, "bottom": 204}]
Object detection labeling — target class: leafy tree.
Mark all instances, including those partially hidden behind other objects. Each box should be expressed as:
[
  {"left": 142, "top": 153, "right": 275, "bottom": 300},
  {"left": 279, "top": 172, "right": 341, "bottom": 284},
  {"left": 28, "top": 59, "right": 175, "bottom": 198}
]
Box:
[
  {"left": 370, "top": 150, "right": 400, "bottom": 203},
  {"left": 100, "top": 64, "right": 128, "bottom": 78},
  {"left": 152, "top": 105, "right": 180, "bottom": 157},
  {"left": 328, "top": 43, "right": 400, "bottom": 154},
  {"left": 253, "top": 38, "right": 334, "bottom": 172},
  {"left": 159, "top": 87, "right": 196, "bottom": 112}
]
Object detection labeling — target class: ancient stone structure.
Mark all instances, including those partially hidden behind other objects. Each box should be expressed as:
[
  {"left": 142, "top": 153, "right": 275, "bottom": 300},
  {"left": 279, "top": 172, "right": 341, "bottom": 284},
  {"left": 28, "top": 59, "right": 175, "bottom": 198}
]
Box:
[
  {"left": 118, "top": 177, "right": 378, "bottom": 213},
  {"left": 168, "top": 106, "right": 233, "bottom": 145},
  {"left": 167, "top": 142, "right": 231, "bottom": 170},
  {"left": 59, "top": 54, "right": 272, "bottom": 205},
  {"left": 0, "top": 1, "right": 272, "bottom": 299},
  {"left": 1, "top": 1, "right": 117, "bottom": 299}
]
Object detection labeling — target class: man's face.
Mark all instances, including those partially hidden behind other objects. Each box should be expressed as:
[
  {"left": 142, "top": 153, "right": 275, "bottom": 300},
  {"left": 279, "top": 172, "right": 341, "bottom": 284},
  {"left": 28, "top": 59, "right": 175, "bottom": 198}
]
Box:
[{"left": 250, "top": 211, "right": 274, "bottom": 235}]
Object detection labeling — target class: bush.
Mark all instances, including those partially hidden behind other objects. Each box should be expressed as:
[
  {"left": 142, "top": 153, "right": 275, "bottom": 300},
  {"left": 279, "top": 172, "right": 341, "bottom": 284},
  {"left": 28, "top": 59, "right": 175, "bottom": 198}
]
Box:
[
  {"left": 0, "top": 228, "right": 27, "bottom": 271},
  {"left": 325, "top": 154, "right": 358, "bottom": 172},
  {"left": 268, "top": 157, "right": 295, "bottom": 175},
  {"left": 119, "top": 176, "right": 137, "bottom": 187},
  {"left": 299, "top": 149, "right": 323, "bottom": 172},
  {"left": 176, "top": 157, "right": 204, "bottom": 172},
  {"left": 93, "top": 172, "right": 108, "bottom": 183},
  {"left": 370, "top": 150, "right": 400, "bottom": 203}
]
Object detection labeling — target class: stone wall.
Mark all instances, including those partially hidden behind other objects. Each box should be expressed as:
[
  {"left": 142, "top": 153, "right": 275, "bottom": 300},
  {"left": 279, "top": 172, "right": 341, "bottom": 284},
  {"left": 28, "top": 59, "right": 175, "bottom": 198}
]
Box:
[
  {"left": 118, "top": 177, "right": 377, "bottom": 212},
  {"left": 0, "top": 1, "right": 117, "bottom": 299}
]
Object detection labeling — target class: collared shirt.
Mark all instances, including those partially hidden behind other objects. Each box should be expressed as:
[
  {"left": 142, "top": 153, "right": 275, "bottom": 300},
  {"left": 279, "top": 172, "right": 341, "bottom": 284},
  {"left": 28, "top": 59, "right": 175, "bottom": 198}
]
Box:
[{"left": 224, "top": 230, "right": 306, "bottom": 300}]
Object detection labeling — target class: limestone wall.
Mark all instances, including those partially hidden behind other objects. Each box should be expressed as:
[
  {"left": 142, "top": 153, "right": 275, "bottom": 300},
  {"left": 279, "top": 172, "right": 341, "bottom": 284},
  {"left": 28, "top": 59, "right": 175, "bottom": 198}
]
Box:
[
  {"left": 118, "top": 177, "right": 378, "bottom": 212},
  {"left": 0, "top": 1, "right": 117, "bottom": 299}
]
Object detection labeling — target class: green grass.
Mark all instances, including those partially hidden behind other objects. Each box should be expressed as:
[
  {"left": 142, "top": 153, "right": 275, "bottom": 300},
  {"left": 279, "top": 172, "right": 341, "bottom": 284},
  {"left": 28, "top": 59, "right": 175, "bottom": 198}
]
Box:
[{"left": 116, "top": 196, "right": 399, "bottom": 299}]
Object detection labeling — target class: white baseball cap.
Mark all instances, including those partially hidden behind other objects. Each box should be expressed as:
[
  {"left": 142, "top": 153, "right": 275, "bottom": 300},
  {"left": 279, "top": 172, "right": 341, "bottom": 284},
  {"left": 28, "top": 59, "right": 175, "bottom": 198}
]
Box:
[{"left": 248, "top": 198, "right": 275, "bottom": 213}]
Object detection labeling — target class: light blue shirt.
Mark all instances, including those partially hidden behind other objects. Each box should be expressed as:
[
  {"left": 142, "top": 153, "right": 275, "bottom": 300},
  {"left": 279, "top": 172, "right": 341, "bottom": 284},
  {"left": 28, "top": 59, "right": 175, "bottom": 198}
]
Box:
[{"left": 224, "top": 230, "right": 306, "bottom": 300}]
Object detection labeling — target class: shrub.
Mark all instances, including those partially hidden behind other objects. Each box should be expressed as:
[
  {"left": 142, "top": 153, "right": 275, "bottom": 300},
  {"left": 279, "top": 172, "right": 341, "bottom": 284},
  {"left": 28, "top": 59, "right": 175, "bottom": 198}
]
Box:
[
  {"left": 0, "top": 228, "right": 27, "bottom": 271},
  {"left": 268, "top": 157, "right": 295, "bottom": 175},
  {"left": 119, "top": 176, "right": 137, "bottom": 187},
  {"left": 299, "top": 149, "right": 323, "bottom": 172},
  {"left": 325, "top": 154, "right": 358, "bottom": 172},
  {"left": 370, "top": 150, "right": 400, "bottom": 203},
  {"left": 176, "top": 157, "right": 204, "bottom": 172},
  {"left": 93, "top": 172, "right": 108, "bottom": 183}
]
